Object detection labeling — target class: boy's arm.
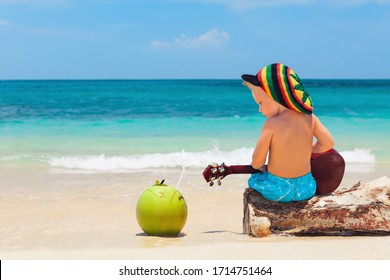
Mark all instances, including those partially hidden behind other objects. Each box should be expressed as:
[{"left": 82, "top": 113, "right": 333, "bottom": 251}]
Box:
[
  {"left": 312, "top": 114, "right": 334, "bottom": 153},
  {"left": 252, "top": 121, "right": 273, "bottom": 169}
]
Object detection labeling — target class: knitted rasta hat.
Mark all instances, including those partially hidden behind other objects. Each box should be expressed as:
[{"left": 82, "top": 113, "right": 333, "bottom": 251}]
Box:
[{"left": 242, "top": 63, "right": 313, "bottom": 114}]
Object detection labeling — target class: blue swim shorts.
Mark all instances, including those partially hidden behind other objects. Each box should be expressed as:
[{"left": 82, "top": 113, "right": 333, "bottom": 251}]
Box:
[{"left": 248, "top": 171, "right": 316, "bottom": 202}]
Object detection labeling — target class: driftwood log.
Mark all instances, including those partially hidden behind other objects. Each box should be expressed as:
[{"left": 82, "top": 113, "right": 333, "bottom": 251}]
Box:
[{"left": 243, "top": 176, "right": 390, "bottom": 237}]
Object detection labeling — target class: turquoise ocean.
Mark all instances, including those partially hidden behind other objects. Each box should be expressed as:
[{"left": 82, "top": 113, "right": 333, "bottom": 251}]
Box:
[{"left": 1, "top": 79, "right": 389, "bottom": 173}]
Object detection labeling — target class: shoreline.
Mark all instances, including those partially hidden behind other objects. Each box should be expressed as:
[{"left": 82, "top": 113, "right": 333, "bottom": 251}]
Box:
[{"left": 1, "top": 166, "right": 389, "bottom": 260}]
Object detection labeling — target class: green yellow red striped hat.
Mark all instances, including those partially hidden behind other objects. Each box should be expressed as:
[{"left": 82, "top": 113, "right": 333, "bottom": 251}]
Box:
[{"left": 242, "top": 63, "right": 313, "bottom": 114}]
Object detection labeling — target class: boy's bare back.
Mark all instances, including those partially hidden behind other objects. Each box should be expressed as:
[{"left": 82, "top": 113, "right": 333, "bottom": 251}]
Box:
[{"left": 265, "top": 109, "right": 313, "bottom": 178}]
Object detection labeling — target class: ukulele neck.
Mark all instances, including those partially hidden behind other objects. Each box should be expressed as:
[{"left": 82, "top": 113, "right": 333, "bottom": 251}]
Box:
[{"left": 227, "top": 165, "right": 262, "bottom": 175}]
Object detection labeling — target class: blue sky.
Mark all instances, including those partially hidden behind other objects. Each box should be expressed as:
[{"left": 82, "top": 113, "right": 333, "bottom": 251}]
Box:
[{"left": 0, "top": 0, "right": 389, "bottom": 79}]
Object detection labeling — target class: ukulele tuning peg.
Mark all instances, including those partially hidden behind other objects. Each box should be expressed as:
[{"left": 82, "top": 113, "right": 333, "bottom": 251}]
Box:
[
  {"left": 218, "top": 166, "right": 225, "bottom": 174},
  {"left": 217, "top": 179, "right": 222, "bottom": 186},
  {"left": 209, "top": 180, "right": 214, "bottom": 187},
  {"left": 211, "top": 162, "right": 218, "bottom": 168},
  {"left": 211, "top": 167, "right": 218, "bottom": 174}
]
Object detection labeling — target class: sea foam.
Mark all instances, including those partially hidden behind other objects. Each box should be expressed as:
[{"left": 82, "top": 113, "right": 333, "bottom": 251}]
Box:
[
  {"left": 46, "top": 147, "right": 375, "bottom": 172},
  {"left": 47, "top": 147, "right": 252, "bottom": 171}
]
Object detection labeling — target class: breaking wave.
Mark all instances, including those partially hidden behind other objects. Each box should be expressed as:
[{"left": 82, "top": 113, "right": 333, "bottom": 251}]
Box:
[{"left": 44, "top": 148, "right": 375, "bottom": 172}]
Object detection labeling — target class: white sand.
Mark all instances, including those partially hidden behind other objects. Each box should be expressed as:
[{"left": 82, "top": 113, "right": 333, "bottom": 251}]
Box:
[{"left": 1, "top": 166, "right": 390, "bottom": 260}]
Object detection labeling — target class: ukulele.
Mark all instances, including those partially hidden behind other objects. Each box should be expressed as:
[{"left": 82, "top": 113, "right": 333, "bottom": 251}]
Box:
[{"left": 202, "top": 149, "right": 345, "bottom": 195}]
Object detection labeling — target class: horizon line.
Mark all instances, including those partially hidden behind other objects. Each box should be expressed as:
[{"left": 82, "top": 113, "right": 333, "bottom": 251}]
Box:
[{"left": 2, "top": 77, "right": 390, "bottom": 81}]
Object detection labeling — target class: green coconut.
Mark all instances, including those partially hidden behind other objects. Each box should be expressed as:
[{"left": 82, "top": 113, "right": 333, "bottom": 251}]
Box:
[{"left": 136, "top": 180, "right": 188, "bottom": 236}]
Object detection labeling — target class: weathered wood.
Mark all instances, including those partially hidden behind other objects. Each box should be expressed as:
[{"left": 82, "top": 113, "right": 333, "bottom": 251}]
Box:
[{"left": 243, "top": 176, "right": 390, "bottom": 237}]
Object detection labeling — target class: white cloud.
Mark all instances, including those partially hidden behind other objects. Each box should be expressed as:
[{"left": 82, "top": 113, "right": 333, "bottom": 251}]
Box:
[
  {"left": 150, "top": 28, "right": 230, "bottom": 50},
  {"left": 150, "top": 40, "right": 171, "bottom": 50},
  {"left": 0, "top": 19, "right": 11, "bottom": 26}
]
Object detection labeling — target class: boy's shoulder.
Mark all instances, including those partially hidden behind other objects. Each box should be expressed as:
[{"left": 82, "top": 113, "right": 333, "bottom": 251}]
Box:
[
  {"left": 262, "top": 116, "right": 282, "bottom": 132},
  {"left": 264, "top": 113, "right": 287, "bottom": 126}
]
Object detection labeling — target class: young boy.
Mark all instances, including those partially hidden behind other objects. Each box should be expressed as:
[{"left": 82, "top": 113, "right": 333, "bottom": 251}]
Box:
[{"left": 242, "top": 63, "right": 334, "bottom": 202}]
